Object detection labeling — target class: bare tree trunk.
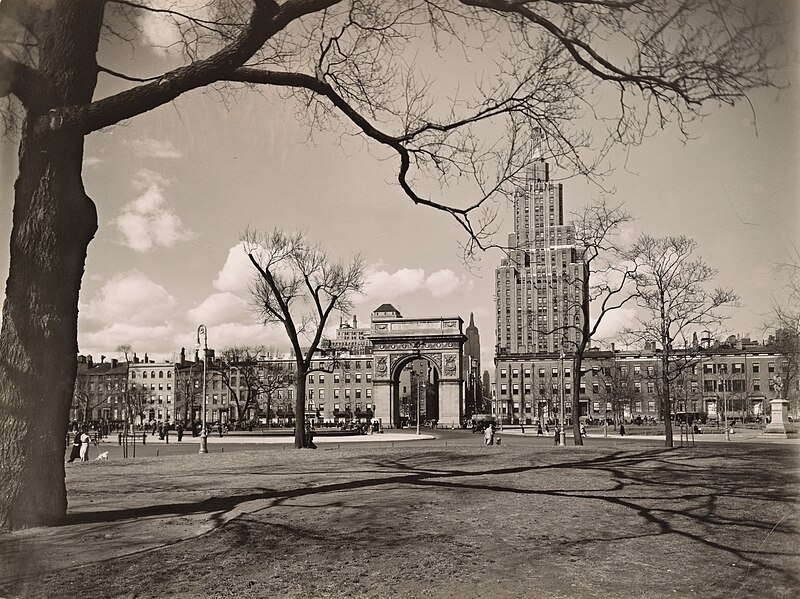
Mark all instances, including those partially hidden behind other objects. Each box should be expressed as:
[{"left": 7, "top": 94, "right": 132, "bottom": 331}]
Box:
[
  {"left": 294, "top": 373, "right": 306, "bottom": 449},
  {"left": 0, "top": 1, "right": 103, "bottom": 530},
  {"left": 0, "top": 126, "right": 98, "bottom": 529}
]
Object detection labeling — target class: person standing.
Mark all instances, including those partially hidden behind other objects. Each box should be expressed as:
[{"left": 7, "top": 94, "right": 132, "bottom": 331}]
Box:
[
  {"left": 79, "top": 429, "right": 91, "bottom": 462},
  {"left": 67, "top": 432, "right": 81, "bottom": 462},
  {"left": 176, "top": 422, "right": 184, "bottom": 442},
  {"left": 484, "top": 423, "right": 494, "bottom": 446},
  {"left": 619, "top": 423, "right": 626, "bottom": 436},
  {"left": 536, "top": 422, "right": 543, "bottom": 436}
]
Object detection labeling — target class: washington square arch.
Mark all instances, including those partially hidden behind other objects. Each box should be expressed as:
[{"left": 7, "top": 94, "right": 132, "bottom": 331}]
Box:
[{"left": 368, "top": 304, "right": 478, "bottom": 428}]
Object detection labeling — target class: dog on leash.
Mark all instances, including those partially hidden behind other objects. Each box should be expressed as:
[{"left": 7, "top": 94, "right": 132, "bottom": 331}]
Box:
[{"left": 95, "top": 451, "right": 109, "bottom": 461}]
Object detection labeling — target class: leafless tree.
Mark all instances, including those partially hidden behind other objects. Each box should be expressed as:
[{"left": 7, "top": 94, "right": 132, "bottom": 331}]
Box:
[
  {"left": 561, "top": 198, "right": 637, "bottom": 444},
  {"left": 626, "top": 235, "right": 738, "bottom": 447},
  {"left": 597, "top": 362, "right": 636, "bottom": 428},
  {"left": 70, "top": 376, "right": 105, "bottom": 425},
  {"left": 218, "top": 346, "right": 289, "bottom": 426},
  {"left": 523, "top": 198, "right": 636, "bottom": 443},
  {"left": 0, "top": 0, "right": 782, "bottom": 529},
  {"left": 244, "top": 228, "right": 364, "bottom": 448}
]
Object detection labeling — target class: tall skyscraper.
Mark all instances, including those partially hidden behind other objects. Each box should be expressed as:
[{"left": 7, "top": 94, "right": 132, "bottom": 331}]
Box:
[{"left": 495, "top": 155, "right": 585, "bottom": 356}]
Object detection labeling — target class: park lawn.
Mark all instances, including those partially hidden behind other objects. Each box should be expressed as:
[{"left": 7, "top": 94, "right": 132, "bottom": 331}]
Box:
[{"left": 1, "top": 443, "right": 798, "bottom": 599}]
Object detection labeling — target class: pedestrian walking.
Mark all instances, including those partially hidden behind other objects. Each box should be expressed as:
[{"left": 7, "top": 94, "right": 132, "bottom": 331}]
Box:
[
  {"left": 176, "top": 422, "right": 184, "bottom": 442},
  {"left": 619, "top": 423, "right": 626, "bottom": 436},
  {"left": 79, "top": 429, "right": 91, "bottom": 462},
  {"left": 553, "top": 427, "right": 559, "bottom": 446},
  {"left": 67, "top": 432, "right": 81, "bottom": 462},
  {"left": 484, "top": 423, "right": 495, "bottom": 446},
  {"left": 580, "top": 424, "right": 587, "bottom": 438},
  {"left": 537, "top": 422, "right": 543, "bottom": 436},
  {"left": 305, "top": 422, "right": 317, "bottom": 449}
]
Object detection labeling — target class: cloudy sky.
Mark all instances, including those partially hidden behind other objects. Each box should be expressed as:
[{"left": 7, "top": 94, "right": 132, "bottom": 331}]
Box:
[{"left": 1, "top": 2, "right": 798, "bottom": 374}]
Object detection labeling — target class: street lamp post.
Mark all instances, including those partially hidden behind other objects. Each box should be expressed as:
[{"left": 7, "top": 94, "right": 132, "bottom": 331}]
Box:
[
  {"left": 559, "top": 351, "right": 566, "bottom": 446},
  {"left": 722, "top": 379, "right": 730, "bottom": 442},
  {"left": 197, "top": 324, "right": 209, "bottom": 454},
  {"left": 416, "top": 368, "right": 422, "bottom": 436}
]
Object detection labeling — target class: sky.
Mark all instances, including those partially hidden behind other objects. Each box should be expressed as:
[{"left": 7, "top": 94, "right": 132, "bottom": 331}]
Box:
[{"left": 1, "top": 1, "right": 798, "bottom": 375}]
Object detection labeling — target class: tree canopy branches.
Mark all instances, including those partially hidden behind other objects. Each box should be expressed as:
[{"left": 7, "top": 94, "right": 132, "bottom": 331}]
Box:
[{"left": 0, "top": 0, "right": 782, "bottom": 253}]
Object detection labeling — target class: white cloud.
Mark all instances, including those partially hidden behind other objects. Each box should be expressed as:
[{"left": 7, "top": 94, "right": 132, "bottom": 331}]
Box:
[
  {"left": 114, "top": 183, "right": 194, "bottom": 252},
  {"left": 213, "top": 243, "right": 255, "bottom": 295},
  {"left": 425, "top": 269, "right": 461, "bottom": 298},
  {"left": 138, "top": 1, "right": 212, "bottom": 56},
  {"left": 82, "top": 156, "right": 103, "bottom": 168},
  {"left": 194, "top": 322, "right": 286, "bottom": 350},
  {"left": 126, "top": 137, "right": 182, "bottom": 159},
  {"left": 187, "top": 292, "right": 249, "bottom": 327},
  {"left": 356, "top": 266, "right": 467, "bottom": 306},
  {"left": 80, "top": 271, "right": 176, "bottom": 327},
  {"left": 79, "top": 322, "right": 176, "bottom": 359},
  {"left": 132, "top": 168, "right": 172, "bottom": 190},
  {"left": 591, "top": 306, "right": 640, "bottom": 346}
]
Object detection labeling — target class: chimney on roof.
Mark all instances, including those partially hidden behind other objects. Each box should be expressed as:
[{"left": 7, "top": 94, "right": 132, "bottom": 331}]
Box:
[
  {"left": 100, "top": 355, "right": 106, "bottom": 363},
  {"left": 111, "top": 359, "right": 118, "bottom": 368},
  {"left": 611, "top": 343, "right": 616, "bottom": 352},
  {"left": 180, "top": 347, "right": 186, "bottom": 365},
  {"left": 133, "top": 352, "right": 139, "bottom": 364},
  {"left": 87, "top": 355, "right": 94, "bottom": 368},
  {"left": 353, "top": 315, "right": 357, "bottom": 329},
  {"left": 144, "top": 353, "right": 149, "bottom": 363}
]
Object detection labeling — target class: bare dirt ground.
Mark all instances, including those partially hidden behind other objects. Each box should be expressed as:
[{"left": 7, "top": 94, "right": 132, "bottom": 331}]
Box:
[{"left": 1, "top": 442, "right": 798, "bottom": 599}]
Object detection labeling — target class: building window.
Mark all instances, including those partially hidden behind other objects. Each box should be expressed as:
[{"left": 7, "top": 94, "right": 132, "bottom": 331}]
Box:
[
  {"left": 500, "top": 369, "right": 507, "bottom": 378},
  {"left": 366, "top": 389, "right": 372, "bottom": 399},
  {"left": 564, "top": 368, "right": 571, "bottom": 378},
  {"left": 647, "top": 382, "right": 655, "bottom": 394},
  {"left": 319, "top": 389, "right": 325, "bottom": 400},
  {"left": 334, "top": 373, "right": 341, "bottom": 383},
  {"left": 309, "top": 375, "right": 314, "bottom": 384},
  {"left": 355, "top": 389, "right": 362, "bottom": 399},
  {"left": 753, "top": 379, "right": 761, "bottom": 392},
  {"left": 634, "top": 382, "right": 641, "bottom": 393},
  {"left": 634, "top": 365, "right": 641, "bottom": 375},
  {"left": 753, "top": 363, "right": 760, "bottom": 374},
  {"left": 768, "top": 362, "right": 775, "bottom": 373},
  {"left": 512, "top": 384, "right": 519, "bottom": 395}
]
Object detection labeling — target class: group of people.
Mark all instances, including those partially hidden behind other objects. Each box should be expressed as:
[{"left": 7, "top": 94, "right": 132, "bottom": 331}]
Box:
[{"left": 67, "top": 430, "right": 92, "bottom": 462}]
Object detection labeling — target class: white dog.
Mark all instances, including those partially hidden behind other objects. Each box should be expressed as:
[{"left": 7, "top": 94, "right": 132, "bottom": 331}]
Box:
[{"left": 95, "top": 451, "right": 109, "bottom": 461}]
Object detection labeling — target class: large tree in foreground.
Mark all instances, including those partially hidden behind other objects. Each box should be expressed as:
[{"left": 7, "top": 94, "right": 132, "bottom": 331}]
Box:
[
  {"left": 0, "top": 0, "right": 780, "bottom": 529},
  {"left": 244, "top": 229, "right": 364, "bottom": 449},
  {"left": 627, "top": 235, "right": 737, "bottom": 448}
]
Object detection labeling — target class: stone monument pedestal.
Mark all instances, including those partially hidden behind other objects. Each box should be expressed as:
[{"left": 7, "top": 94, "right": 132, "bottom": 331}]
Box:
[{"left": 761, "top": 399, "right": 798, "bottom": 439}]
